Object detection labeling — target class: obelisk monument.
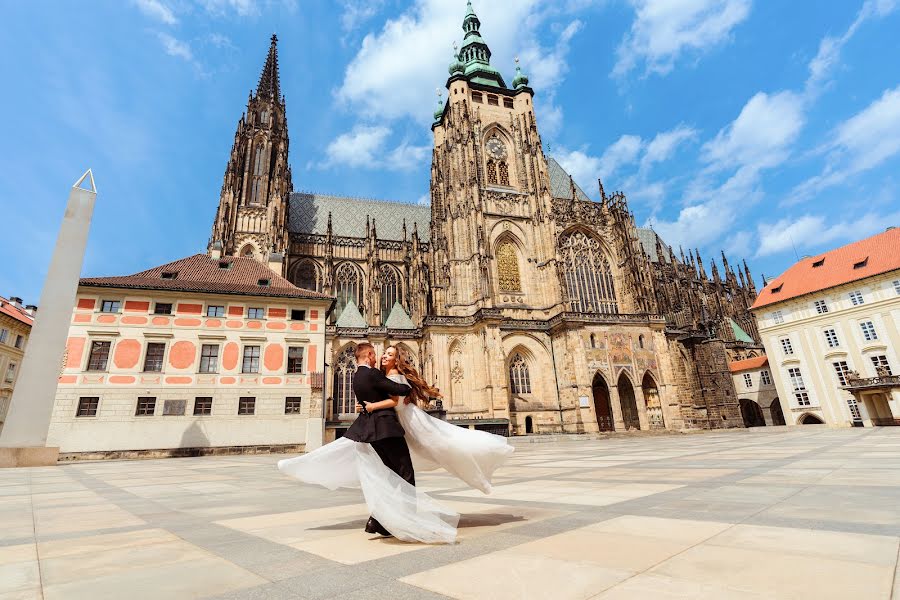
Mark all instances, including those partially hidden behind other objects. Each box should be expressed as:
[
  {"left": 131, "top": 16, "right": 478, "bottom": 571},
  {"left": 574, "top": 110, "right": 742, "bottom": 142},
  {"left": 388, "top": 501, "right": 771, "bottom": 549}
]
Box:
[{"left": 0, "top": 170, "right": 97, "bottom": 467}]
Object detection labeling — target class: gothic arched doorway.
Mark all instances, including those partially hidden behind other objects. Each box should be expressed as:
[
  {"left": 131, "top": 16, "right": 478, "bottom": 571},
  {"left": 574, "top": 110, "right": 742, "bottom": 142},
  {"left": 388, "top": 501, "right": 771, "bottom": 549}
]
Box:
[
  {"left": 525, "top": 416, "right": 534, "bottom": 434},
  {"left": 618, "top": 372, "right": 641, "bottom": 430},
  {"left": 591, "top": 373, "right": 614, "bottom": 432},
  {"left": 800, "top": 413, "right": 824, "bottom": 425},
  {"left": 770, "top": 398, "right": 786, "bottom": 426},
  {"left": 642, "top": 372, "right": 665, "bottom": 430},
  {"left": 739, "top": 398, "right": 766, "bottom": 427}
]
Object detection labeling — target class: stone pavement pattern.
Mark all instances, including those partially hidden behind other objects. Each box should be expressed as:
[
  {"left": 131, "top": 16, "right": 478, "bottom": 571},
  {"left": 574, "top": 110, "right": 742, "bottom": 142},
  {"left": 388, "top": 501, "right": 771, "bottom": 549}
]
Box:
[{"left": 3, "top": 427, "right": 900, "bottom": 599}]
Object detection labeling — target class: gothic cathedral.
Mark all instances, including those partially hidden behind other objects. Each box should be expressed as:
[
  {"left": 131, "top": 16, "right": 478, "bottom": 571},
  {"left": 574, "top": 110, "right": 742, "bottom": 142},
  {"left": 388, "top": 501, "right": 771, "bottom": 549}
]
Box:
[{"left": 209, "top": 4, "right": 764, "bottom": 438}]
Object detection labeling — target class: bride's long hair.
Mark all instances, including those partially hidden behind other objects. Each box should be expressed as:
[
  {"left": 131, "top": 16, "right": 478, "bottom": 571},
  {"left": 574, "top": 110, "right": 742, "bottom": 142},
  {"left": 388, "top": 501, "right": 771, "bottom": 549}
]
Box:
[{"left": 383, "top": 344, "right": 442, "bottom": 406}]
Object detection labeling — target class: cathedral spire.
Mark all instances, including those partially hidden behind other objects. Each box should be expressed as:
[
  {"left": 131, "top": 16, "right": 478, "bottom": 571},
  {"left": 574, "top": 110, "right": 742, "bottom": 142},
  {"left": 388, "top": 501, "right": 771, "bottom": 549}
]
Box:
[
  {"left": 451, "top": 1, "right": 506, "bottom": 88},
  {"left": 256, "top": 34, "right": 281, "bottom": 101}
]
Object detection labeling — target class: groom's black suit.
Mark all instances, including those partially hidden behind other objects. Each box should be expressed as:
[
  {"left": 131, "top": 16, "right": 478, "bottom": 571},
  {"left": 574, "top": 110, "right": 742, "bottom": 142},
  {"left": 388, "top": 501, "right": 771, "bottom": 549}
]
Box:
[{"left": 344, "top": 365, "right": 416, "bottom": 487}]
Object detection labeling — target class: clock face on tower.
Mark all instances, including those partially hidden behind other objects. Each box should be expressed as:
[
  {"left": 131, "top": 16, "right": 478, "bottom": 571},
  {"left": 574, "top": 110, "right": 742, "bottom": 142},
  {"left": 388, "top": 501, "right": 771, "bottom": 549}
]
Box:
[{"left": 485, "top": 137, "right": 507, "bottom": 160}]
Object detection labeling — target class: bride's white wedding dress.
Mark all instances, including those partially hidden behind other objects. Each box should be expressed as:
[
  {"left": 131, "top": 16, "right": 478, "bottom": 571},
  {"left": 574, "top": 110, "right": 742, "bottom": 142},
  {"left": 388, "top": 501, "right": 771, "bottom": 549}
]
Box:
[{"left": 277, "top": 374, "right": 515, "bottom": 544}]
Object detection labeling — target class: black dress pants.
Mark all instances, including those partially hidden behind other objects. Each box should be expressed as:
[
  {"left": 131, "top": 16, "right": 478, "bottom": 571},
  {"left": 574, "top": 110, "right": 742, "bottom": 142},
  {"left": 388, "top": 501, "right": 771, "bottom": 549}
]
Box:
[{"left": 370, "top": 436, "right": 416, "bottom": 486}]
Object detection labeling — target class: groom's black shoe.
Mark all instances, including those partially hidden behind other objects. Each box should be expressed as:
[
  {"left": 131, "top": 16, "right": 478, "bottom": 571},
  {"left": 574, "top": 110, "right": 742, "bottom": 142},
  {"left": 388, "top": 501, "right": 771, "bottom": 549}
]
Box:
[{"left": 365, "top": 517, "right": 392, "bottom": 537}]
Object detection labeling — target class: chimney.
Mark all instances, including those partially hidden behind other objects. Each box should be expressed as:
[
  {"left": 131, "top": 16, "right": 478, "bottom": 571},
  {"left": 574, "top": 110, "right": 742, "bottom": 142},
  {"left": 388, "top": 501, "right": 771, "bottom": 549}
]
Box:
[
  {"left": 10, "top": 296, "right": 23, "bottom": 307},
  {"left": 210, "top": 240, "right": 223, "bottom": 260},
  {"left": 268, "top": 252, "right": 284, "bottom": 274},
  {"left": 25, "top": 304, "right": 38, "bottom": 316}
]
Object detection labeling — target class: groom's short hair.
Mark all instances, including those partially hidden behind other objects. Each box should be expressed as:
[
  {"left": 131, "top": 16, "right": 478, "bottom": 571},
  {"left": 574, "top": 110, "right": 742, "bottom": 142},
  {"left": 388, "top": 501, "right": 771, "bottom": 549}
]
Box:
[{"left": 355, "top": 343, "right": 374, "bottom": 361}]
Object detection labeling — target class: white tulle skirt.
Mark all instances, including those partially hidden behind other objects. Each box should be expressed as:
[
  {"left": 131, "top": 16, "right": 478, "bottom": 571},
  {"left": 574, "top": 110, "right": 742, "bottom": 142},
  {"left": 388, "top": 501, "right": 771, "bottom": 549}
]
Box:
[{"left": 277, "top": 399, "right": 515, "bottom": 544}]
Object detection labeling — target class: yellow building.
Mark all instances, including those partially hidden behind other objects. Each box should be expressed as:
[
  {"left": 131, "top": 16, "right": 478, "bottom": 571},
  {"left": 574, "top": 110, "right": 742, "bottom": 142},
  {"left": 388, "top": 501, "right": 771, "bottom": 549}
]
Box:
[
  {"left": 752, "top": 228, "right": 900, "bottom": 427},
  {"left": 0, "top": 296, "right": 35, "bottom": 432},
  {"left": 49, "top": 252, "right": 334, "bottom": 458}
]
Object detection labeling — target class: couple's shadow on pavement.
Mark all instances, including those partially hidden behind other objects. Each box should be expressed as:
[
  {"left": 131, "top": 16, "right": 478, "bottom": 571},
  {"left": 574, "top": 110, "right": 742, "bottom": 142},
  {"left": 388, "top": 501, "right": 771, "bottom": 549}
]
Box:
[{"left": 309, "top": 513, "right": 526, "bottom": 532}]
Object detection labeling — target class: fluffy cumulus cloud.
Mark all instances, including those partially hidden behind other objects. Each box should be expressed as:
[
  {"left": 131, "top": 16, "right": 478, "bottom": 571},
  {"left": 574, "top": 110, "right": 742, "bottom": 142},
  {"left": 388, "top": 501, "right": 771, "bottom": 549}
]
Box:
[
  {"left": 613, "top": 0, "right": 751, "bottom": 77},
  {"left": 792, "top": 85, "right": 900, "bottom": 201},
  {"left": 554, "top": 135, "right": 643, "bottom": 195},
  {"left": 340, "top": 0, "right": 387, "bottom": 31},
  {"left": 319, "top": 125, "right": 429, "bottom": 171},
  {"left": 641, "top": 125, "right": 698, "bottom": 168},
  {"left": 157, "top": 32, "right": 194, "bottom": 62},
  {"left": 336, "top": 0, "right": 592, "bottom": 123}
]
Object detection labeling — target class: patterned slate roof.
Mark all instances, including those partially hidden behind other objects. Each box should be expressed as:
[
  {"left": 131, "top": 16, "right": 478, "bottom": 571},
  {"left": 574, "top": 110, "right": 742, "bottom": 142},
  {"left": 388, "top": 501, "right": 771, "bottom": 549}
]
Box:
[
  {"left": 335, "top": 300, "right": 367, "bottom": 328},
  {"left": 752, "top": 227, "right": 900, "bottom": 309},
  {"left": 730, "top": 318, "right": 755, "bottom": 343},
  {"left": 384, "top": 302, "right": 416, "bottom": 330},
  {"left": 636, "top": 228, "right": 674, "bottom": 264},
  {"left": 289, "top": 193, "right": 430, "bottom": 241},
  {"left": 80, "top": 254, "right": 333, "bottom": 301},
  {"left": 546, "top": 157, "right": 591, "bottom": 202}
]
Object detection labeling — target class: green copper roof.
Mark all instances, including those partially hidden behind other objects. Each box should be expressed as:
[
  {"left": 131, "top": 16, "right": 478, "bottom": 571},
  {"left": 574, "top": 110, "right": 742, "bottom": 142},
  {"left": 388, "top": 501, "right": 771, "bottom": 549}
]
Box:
[
  {"left": 452, "top": 0, "right": 507, "bottom": 89},
  {"left": 512, "top": 61, "right": 529, "bottom": 88},
  {"left": 336, "top": 300, "right": 367, "bottom": 328},
  {"left": 385, "top": 302, "right": 416, "bottom": 330},
  {"left": 730, "top": 318, "right": 754, "bottom": 343}
]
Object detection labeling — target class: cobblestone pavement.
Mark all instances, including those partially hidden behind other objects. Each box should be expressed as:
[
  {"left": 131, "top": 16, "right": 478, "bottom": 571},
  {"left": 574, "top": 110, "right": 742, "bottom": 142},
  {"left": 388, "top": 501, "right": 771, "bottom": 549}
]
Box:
[{"left": 3, "top": 427, "right": 900, "bottom": 599}]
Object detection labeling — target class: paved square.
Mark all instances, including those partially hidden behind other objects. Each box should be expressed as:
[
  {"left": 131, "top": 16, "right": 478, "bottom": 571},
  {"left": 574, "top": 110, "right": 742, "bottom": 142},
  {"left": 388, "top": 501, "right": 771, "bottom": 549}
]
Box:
[{"left": 3, "top": 427, "right": 900, "bottom": 599}]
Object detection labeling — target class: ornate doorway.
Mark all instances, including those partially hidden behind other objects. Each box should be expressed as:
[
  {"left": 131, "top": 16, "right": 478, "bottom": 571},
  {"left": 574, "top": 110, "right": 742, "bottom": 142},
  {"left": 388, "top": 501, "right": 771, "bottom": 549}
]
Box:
[
  {"left": 642, "top": 373, "right": 665, "bottom": 430},
  {"left": 591, "top": 373, "right": 614, "bottom": 432},
  {"left": 618, "top": 373, "right": 641, "bottom": 430}
]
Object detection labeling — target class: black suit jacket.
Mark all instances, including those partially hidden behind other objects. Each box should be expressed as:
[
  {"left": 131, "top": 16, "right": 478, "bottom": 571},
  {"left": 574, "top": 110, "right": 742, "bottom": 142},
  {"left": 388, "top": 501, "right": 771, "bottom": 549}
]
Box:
[{"left": 343, "top": 366, "right": 412, "bottom": 443}]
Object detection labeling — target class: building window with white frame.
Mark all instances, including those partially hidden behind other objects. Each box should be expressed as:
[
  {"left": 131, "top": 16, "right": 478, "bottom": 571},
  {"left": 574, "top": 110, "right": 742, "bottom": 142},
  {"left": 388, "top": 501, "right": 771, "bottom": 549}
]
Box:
[
  {"left": 780, "top": 338, "right": 794, "bottom": 355},
  {"left": 4, "top": 363, "right": 16, "bottom": 383},
  {"left": 761, "top": 370, "right": 772, "bottom": 385},
  {"left": 788, "top": 367, "right": 811, "bottom": 406},
  {"left": 135, "top": 397, "right": 156, "bottom": 416},
  {"left": 743, "top": 373, "right": 753, "bottom": 388},
  {"left": 238, "top": 397, "right": 256, "bottom": 415},
  {"left": 14, "top": 335, "right": 24, "bottom": 350},
  {"left": 833, "top": 361, "right": 851, "bottom": 386},
  {"left": 100, "top": 300, "right": 121, "bottom": 313},
  {"left": 894, "top": 280, "right": 900, "bottom": 295},
  {"left": 814, "top": 300, "right": 829, "bottom": 314},
  {"left": 242, "top": 346, "right": 260, "bottom": 373},
  {"left": 824, "top": 328, "right": 840, "bottom": 348},
  {"left": 207, "top": 305, "right": 225, "bottom": 317},
  {"left": 87, "top": 340, "right": 111, "bottom": 371},
  {"left": 860, "top": 321, "right": 878, "bottom": 341},
  {"left": 849, "top": 291, "right": 864, "bottom": 306},
  {"left": 76, "top": 397, "right": 99, "bottom": 417},
  {"left": 199, "top": 344, "right": 219, "bottom": 373},
  {"left": 871, "top": 355, "right": 893, "bottom": 376},
  {"left": 0, "top": 328, "right": 8, "bottom": 344},
  {"left": 772, "top": 310, "right": 784, "bottom": 324}
]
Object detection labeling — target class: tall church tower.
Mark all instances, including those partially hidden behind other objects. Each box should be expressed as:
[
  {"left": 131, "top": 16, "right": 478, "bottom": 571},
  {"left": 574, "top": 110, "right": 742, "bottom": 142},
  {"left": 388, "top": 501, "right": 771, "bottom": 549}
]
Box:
[
  {"left": 210, "top": 34, "right": 292, "bottom": 269},
  {"left": 429, "top": 1, "right": 561, "bottom": 317}
]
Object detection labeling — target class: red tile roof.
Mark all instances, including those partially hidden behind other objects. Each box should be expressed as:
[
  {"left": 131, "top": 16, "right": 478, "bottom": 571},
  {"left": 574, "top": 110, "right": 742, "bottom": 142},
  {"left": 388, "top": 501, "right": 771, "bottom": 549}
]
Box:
[
  {"left": 80, "top": 254, "right": 334, "bottom": 302},
  {"left": 0, "top": 297, "right": 34, "bottom": 328},
  {"left": 729, "top": 356, "right": 768, "bottom": 373},
  {"left": 752, "top": 227, "right": 900, "bottom": 310}
]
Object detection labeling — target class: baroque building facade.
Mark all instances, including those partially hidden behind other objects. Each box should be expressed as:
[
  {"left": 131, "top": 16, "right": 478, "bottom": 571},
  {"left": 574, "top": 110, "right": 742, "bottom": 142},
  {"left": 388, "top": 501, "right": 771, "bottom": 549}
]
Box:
[{"left": 209, "top": 3, "right": 764, "bottom": 438}]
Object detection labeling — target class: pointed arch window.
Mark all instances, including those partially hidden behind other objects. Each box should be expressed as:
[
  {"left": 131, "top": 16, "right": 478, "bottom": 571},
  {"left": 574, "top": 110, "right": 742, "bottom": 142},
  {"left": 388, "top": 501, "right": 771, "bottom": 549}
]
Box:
[
  {"left": 291, "top": 259, "right": 322, "bottom": 292},
  {"left": 486, "top": 160, "right": 498, "bottom": 185},
  {"left": 249, "top": 145, "right": 266, "bottom": 204},
  {"left": 509, "top": 353, "right": 531, "bottom": 395},
  {"left": 498, "top": 161, "right": 510, "bottom": 186},
  {"left": 333, "top": 346, "right": 357, "bottom": 416},
  {"left": 334, "top": 262, "right": 363, "bottom": 320},
  {"left": 558, "top": 230, "right": 618, "bottom": 314},
  {"left": 379, "top": 264, "right": 403, "bottom": 324},
  {"left": 496, "top": 240, "right": 521, "bottom": 293}
]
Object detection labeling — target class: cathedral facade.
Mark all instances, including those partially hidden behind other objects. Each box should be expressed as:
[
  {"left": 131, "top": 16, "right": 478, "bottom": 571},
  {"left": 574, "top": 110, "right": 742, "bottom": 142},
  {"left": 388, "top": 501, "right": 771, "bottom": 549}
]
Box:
[{"left": 209, "top": 6, "right": 764, "bottom": 438}]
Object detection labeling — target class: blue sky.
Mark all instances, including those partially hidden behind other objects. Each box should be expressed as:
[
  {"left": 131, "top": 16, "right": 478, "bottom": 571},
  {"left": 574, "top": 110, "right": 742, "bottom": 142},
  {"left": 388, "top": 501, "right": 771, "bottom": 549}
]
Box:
[{"left": 3, "top": 0, "right": 900, "bottom": 305}]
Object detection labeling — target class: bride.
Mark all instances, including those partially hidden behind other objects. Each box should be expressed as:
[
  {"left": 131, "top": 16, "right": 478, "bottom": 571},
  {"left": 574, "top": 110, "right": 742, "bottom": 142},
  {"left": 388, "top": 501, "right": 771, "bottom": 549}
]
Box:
[{"left": 277, "top": 344, "right": 515, "bottom": 544}]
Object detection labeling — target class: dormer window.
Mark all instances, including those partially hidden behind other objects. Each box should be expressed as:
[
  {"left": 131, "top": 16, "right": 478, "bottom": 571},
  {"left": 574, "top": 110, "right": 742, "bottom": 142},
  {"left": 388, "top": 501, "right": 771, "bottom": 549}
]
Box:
[
  {"left": 771, "top": 283, "right": 783, "bottom": 293},
  {"left": 161, "top": 272, "right": 178, "bottom": 280},
  {"left": 218, "top": 261, "right": 232, "bottom": 270},
  {"left": 853, "top": 257, "right": 868, "bottom": 269},
  {"left": 812, "top": 257, "right": 825, "bottom": 267},
  {"left": 257, "top": 278, "right": 271, "bottom": 287}
]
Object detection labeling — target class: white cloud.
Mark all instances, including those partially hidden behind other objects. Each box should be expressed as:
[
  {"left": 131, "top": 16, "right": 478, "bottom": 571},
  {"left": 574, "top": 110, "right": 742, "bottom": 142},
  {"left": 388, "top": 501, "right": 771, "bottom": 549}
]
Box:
[
  {"left": 417, "top": 194, "right": 430, "bottom": 206},
  {"left": 337, "top": 0, "right": 590, "bottom": 124},
  {"left": 755, "top": 210, "right": 900, "bottom": 257},
  {"left": 702, "top": 91, "right": 805, "bottom": 171},
  {"left": 613, "top": 0, "right": 751, "bottom": 77},
  {"left": 555, "top": 149, "right": 601, "bottom": 191},
  {"left": 792, "top": 85, "right": 900, "bottom": 201},
  {"left": 555, "top": 135, "right": 643, "bottom": 194},
  {"left": 806, "top": 0, "right": 897, "bottom": 95},
  {"left": 134, "top": 0, "right": 177, "bottom": 24},
  {"left": 340, "top": 0, "right": 386, "bottom": 31},
  {"left": 158, "top": 33, "right": 194, "bottom": 62},
  {"left": 599, "top": 135, "right": 644, "bottom": 180},
  {"left": 641, "top": 125, "right": 697, "bottom": 168},
  {"left": 319, "top": 125, "right": 429, "bottom": 172},
  {"left": 198, "top": 0, "right": 258, "bottom": 17}
]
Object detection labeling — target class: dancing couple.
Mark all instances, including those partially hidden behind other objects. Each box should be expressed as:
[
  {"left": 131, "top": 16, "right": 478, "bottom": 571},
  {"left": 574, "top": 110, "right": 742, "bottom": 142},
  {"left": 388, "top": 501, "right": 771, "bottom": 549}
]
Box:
[{"left": 278, "top": 342, "right": 514, "bottom": 544}]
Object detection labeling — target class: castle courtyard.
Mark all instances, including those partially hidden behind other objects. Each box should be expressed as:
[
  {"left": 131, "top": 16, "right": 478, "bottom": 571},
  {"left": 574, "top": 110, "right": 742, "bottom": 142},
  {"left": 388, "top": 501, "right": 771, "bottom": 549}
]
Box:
[{"left": 3, "top": 427, "right": 900, "bottom": 599}]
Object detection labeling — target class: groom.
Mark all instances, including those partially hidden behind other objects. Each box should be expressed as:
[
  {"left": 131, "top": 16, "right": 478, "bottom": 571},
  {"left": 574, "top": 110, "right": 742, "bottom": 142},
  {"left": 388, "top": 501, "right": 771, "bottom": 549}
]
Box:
[{"left": 343, "top": 342, "right": 413, "bottom": 537}]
